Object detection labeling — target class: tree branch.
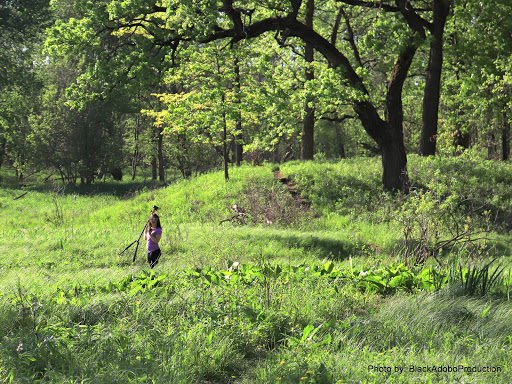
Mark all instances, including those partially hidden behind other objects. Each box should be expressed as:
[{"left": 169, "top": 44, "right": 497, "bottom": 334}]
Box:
[
  {"left": 340, "top": 6, "right": 363, "bottom": 67},
  {"left": 320, "top": 114, "right": 355, "bottom": 122},
  {"left": 336, "top": 0, "right": 400, "bottom": 12},
  {"left": 394, "top": 0, "right": 429, "bottom": 37},
  {"left": 220, "top": 0, "right": 245, "bottom": 37},
  {"left": 336, "top": 0, "right": 431, "bottom": 37}
]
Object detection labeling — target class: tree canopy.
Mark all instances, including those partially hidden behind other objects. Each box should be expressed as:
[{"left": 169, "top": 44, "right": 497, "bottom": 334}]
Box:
[{"left": 0, "top": 0, "right": 510, "bottom": 189}]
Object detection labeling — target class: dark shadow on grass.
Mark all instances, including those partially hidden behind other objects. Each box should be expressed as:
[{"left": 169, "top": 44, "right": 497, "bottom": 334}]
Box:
[
  {"left": 58, "top": 180, "right": 168, "bottom": 198},
  {"left": 3, "top": 179, "right": 169, "bottom": 198},
  {"left": 0, "top": 165, "right": 182, "bottom": 197},
  {"left": 239, "top": 230, "right": 373, "bottom": 262}
]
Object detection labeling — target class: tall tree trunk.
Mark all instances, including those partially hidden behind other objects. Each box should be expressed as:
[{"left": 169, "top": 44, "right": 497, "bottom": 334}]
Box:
[
  {"left": 223, "top": 127, "right": 229, "bottom": 181},
  {"left": 131, "top": 148, "right": 138, "bottom": 180},
  {"left": 131, "top": 118, "right": 139, "bottom": 180},
  {"left": 151, "top": 157, "right": 157, "bottom": 180},
  {"left": 222, "top": 94, "right": 229, "bottom": 181},
  {"left": 502, "top": 111, "right": 510, "bottom": 161},
  {"left": 381, "top": 126, "right": 409, "bottom": 192},
  {"left": 356, "top": 43, "right": 416, "bottom": 192},
  {"left": 234, "top": 58, "right": 243, "bottom": 166},
  {"left": 356, "top": 100, "right": 410, "bottom": 192},
  {"left": 234, "top": 121, "right": 243, "bottom": 166},
  {"left": 419, "top": 0, "right": 450, "bottom": 156},
  {"left": 157, "top": 125, "right": 165, "bottom": 182},
  {"left": 301, "top": 0, "right": 315, "bottom": 161},
  {"left": 334, "top": 124, "right": 346, "bottom": 159},
  {"left": 488, "top": 131, "right": 498, "bottom": 160},
  {"left": 383, "top": 44, "right": 416, "bottom": 191}
]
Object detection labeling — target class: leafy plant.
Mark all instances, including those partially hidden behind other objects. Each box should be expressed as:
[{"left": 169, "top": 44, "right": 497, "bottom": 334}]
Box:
[
  {"left": 288, "top": 322, "right": 334, "bottom": 350},
  {"left": 452, "top": 258, "right": 508, "bottom": 296}
]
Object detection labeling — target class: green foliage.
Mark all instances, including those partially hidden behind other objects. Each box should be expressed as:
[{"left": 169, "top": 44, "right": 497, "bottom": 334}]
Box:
[
  {"left": 5, "top": 257, "right": 511, "bottom": 382},
  {"left": 441, "top": 0, "right": 512, "bottom": 156},
  {"left": 2, "top": 158, "right": 512, "bottom": 382},
  {"left": 452, "top": 258, "right": 508, "bottom": 297},
  {"left": 279, "top": 155, "right": 512, "bottom": 265}
]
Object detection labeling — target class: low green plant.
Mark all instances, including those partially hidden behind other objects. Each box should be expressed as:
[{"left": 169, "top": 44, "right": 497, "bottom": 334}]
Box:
[{"left": 451, "top": 258, "right": 508, "bottom": 297}]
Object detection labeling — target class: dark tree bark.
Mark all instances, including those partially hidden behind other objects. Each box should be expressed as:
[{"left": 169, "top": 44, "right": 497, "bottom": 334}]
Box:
[
  {"left": 233, "top": 58, "right": 243, "bottom": 166},
  {"left": 502, "top": 111, "right": 510, "bottom": 161},
  {"left": 222, "top": 94, "right": 230, "bottom": 181},
  {"left": 301, "top": 0, "right": 315, "bottom": 161},
  {"left": 151, "top": 157, "right": 157, "bottom": 180},
  {"left": 419, "top": 0, "right": 451, "bottom": 156},
  {"left": 334, "top": 124, "right": 346, "bottom": 159},
  {"left": 157, "top": 124, "right": 165, "bottom": 182},
  {"left": 131, "top": 147, "right": 138, "bottom": 180},
  {"left": 487, "top": 132, "right": 498, "bottom": 160},
  {"left": 131, "top": 116, "right": 140, "bottom": 180}
]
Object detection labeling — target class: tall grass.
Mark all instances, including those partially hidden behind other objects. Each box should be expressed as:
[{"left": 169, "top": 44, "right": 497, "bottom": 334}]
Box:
[
  {"left": 245, "top": 292, "right": 511, "bottom": 383},
  {"left": 1, "top": 157, "right": 512, "bottom": 383}
]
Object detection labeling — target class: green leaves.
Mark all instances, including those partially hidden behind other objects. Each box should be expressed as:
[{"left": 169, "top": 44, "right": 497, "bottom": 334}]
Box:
[
  {"left": 288, "top": 322, "right": 333, "bottom": 350},
  {"left": 184, "top": 261, "right": 456, "bottom": 296},
  {"left": 455, "top": 258, "right": 508, "bottom": 297},
  {"left": 45, "top": 17, "right": 98, "bottom": 56},
  {"left": 356, "top": 263, "right": 420, "bottom": 294}
]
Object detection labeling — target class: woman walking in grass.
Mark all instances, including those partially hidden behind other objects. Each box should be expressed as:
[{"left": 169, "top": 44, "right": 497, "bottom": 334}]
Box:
[{"left": 145, "top": 213, "right": 162, "bottom": 268}]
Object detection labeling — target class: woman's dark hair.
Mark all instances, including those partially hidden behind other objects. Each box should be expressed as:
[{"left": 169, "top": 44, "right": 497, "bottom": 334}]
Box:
[{"left": 150, "top": 213, "right": 162, "bottom": 229}]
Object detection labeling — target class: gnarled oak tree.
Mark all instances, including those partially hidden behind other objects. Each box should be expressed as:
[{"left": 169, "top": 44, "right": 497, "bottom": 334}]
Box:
[{"left": 48, "top": 0, "right": 451, "bottom": 191}]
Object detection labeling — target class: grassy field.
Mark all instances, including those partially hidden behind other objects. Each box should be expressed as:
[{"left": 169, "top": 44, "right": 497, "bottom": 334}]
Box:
[{"left": 1, "top": 155, "right": 512, "bottom": 383}]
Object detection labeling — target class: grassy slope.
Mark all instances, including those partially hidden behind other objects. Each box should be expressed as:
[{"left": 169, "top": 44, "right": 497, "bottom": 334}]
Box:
[{"left": 0, "top": 157, "right": 511, "bottom": 383}]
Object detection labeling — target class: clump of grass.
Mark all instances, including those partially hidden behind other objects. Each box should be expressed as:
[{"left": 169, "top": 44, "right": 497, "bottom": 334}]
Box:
[{"left": 449, "top": 257, "right": 508, "bottom": 297}]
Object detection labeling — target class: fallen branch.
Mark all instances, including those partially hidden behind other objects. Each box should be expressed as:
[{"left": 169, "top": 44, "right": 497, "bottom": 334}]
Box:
[
  {"left": 219, "top": 204, "right": 247, "bottom": 225},
  {"left": 13, "top": 192, "right": 28, "bottom": 201}
]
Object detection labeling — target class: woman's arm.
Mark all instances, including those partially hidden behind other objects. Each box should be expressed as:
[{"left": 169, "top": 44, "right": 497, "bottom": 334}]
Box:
[
  {"left": 148, "top": 231, "right": 161, "bottom": 244},
  {"left": 144, "top": 224, "right": 150, "bottom": 240}
]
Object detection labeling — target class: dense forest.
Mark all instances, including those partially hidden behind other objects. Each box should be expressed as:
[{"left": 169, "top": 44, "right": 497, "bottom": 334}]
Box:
[{"left": 1, "top": 0, "right": 511, "bottom": 190}]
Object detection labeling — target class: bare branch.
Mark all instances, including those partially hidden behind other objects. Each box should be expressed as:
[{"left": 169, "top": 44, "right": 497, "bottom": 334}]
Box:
[{"left": 340, "top": 6, "right": 363, "bottom": 67}]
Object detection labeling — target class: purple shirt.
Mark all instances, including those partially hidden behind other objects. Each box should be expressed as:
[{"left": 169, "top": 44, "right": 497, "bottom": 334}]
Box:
[{"left": 146, "top": 227, "right": 162, "bottom": 253}]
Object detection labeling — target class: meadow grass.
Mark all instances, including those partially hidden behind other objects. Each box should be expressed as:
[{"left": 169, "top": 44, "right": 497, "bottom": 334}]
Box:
[
  {"left": 247, "top": 291, "right": 511, "bottom": 384},
  {"left": 1, "top": 157, "right": 512, "bottom": 383}
]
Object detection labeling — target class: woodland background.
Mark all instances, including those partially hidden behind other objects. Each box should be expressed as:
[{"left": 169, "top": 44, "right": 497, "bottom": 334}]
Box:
[{"left": 1, "top": 0, "right": 511, "bottom": 190}]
